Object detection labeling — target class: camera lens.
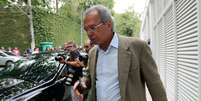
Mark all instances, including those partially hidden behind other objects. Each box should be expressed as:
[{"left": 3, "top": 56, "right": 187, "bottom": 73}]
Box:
[{"left": 65, "top": 74, "right": 74, "bottom": 85}]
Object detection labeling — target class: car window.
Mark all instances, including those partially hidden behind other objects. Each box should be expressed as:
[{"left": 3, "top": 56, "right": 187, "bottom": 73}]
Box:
[
  {"left": 0, "top": 53, "right": 6, "bottom": 57},
  {"left": 4, "top": 51, "right": 16, "bottom": 56}
]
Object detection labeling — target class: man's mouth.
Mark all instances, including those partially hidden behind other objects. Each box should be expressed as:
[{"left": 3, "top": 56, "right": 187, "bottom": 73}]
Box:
[{"left": 90, "top": 38, "right": 96, "bottom": 44}]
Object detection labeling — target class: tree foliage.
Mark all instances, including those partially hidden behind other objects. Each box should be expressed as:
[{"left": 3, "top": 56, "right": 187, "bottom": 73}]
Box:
[
  {"left": 32, "top": 0, "right": 114, "bottom": 47},
  {"left": 114, "top": 11, "right": 141, "bottom": 37},
  {"left": 0, "top": 7, "right": 30, "bottom": 52},
  {"left": 0, "top": 0, "right": 8, "bottom": 6},
  {"left": 32, "top": 8, "right": 54, "bottom": 46},
  {"left": 0, "top": 0, "right": 142, "bottom": 52}
]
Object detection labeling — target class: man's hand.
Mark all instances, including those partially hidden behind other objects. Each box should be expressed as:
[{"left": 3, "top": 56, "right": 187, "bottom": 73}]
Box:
[
  {"left": 58, "top": 57, "right": 66, "bottom": 64},
  {"left": 73, "top": 81, "right": 84, "bottom": 101},
  {"left": 66, "top": 58, "right": 84, "bottom": 68}
]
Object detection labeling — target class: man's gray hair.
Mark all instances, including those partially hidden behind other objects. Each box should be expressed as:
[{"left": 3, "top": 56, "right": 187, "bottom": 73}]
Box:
[
  {"left": 84, "top": 5, "right": 115, "bottom": 31},
  {"left": 84, "top": 5, "right": 112, "bottom": 23}
]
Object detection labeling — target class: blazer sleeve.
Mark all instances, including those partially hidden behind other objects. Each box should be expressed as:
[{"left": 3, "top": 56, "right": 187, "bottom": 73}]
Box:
[{"left": 140, "top": 41, "right": 168, "bottom": 101}]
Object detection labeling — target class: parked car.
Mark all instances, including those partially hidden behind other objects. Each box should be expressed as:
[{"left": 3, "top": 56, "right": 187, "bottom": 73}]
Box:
[
  {"left": 0, "top": 51, "right": 67, "bottom": 101},
  {"left": 0, "top": 50, "right": 22, "bottom": 67},
  {"left": 0, "top": 51, "right": 90, "bottom": 101}
]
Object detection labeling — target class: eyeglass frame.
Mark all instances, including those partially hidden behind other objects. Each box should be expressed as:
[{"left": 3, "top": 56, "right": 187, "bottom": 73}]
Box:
[{"left": 84, "top": 21, "right": 105, "bottom": 33}]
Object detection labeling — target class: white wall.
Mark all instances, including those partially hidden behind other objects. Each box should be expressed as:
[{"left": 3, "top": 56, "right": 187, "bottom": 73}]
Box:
[{"left": 140, "top": 0, "right": 201, "bottom": 101}]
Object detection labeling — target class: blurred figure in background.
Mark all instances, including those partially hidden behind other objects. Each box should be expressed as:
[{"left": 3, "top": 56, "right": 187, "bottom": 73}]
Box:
[
  {"left": 12, "top": 47, "right": 20, "bottom": 56},
  {"left": 0, "top": 47, "right": 5, "bottom": 51},
  {"left": 7, "top": 47, "right": 12, "bottom": 53},
  {"left": 62, "top": 41, "right": 83, "bottom": 101},
  {"left": 83, "top": 39, "right": 94, "bottom": 53},
  {"left": 32, "top": 47, "right": 40, "bottom": 54}
]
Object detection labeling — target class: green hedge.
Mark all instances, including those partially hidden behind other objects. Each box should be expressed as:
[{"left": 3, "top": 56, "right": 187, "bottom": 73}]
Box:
[{"left": 0, "top": 9, "right": 30, "bottom": 52}]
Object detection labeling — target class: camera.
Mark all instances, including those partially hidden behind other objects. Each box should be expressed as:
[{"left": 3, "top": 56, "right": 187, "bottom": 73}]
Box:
[
  {"left": 65, "top": 64, "right": 82, "bottom": 86},
  {"left": 77, "top": 67, "right": 91, "bottom": 94},
  {"left": 55, "top": 54, "right": 66, "bottom": 61},
  {"left": 55, "top": 51, "right": 90, "bottom": 99},
  {"left": 55, "top": 51, "right": 88, "bottom": 86}
]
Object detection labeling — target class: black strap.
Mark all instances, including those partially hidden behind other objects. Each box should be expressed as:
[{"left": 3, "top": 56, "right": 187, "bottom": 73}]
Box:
[{"left": 95, "top": 48, "right": 99, "bottom": 81}]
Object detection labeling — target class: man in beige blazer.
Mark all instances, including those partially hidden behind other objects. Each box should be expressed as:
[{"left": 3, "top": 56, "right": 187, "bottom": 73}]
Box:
[{"left": 74, "top": 5, "right": 167, "bottom": 101}]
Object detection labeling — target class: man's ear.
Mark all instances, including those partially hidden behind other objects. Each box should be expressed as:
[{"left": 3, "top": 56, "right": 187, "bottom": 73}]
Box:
[{"left": 106, "top": 20, "right": 113, "bottom": 29}]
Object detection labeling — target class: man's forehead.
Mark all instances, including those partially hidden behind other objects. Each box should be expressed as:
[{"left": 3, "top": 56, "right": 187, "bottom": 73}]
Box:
[
  {"left": 87, "top": 10, "right": 98, "bottom": 16},
  {"left": 66, "top": 44, "right": 74, "bottom": 46},
  {"left": 84, "top": 10, "right": 100, "bottom": 22}
]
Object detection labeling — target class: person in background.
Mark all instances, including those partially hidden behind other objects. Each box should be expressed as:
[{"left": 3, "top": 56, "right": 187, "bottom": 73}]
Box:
[
  {"left": 7, "top": 47, "right": 12, "bottom": 53},
  {"left": 32, "top": 47, "right": 40, "bottom": 54},
  {"left": 60, "top": 41, "right": 84, "bottom": 101},
  {"left": 12, "top": 47, "right": 20, "bottom": 56},
  {"left": 83, "top": 39, "right": 94, "bottom": 53},
  {"left": 0, "top": 47, "right": 5, "bottom": 51}
]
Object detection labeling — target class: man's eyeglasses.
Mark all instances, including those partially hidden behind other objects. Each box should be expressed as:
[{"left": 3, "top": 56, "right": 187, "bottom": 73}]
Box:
[{"left": 84, "top": 22, "right": 104, "bottom": 33}]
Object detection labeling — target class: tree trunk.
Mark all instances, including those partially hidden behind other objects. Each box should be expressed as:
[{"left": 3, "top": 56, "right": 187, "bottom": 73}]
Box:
[{"left": 28, "top": 0, "right": 35, "bottom": 51}]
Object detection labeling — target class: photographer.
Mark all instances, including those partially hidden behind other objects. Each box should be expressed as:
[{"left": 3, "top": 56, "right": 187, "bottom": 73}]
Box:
[
  {"left": 61, "top": 41, "right": 84, "bottom": 68},
  {"left": 58, "top": 41, "right": 89, "bottom": 101}
]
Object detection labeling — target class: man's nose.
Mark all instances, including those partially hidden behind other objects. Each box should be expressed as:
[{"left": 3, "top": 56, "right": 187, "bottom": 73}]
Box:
[{"left": 87, "top": 31, "right": 95, "bottom": 37}]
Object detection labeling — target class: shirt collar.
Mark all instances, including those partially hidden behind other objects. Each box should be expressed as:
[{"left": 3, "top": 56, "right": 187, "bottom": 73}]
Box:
[{"left": 110, "top": 32, "right": 119, "bottom": 49}]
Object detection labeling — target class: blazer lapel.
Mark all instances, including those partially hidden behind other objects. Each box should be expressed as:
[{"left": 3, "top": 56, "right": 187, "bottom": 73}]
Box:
[
  {"left": 89, "top": 47, "right": 98, "bottom": 101},
  {"left": 90, "top": 46, "right": 98, "bottom": 85},
  {"left": 118, "top": 36, "right": 131, "bottom": 101}
]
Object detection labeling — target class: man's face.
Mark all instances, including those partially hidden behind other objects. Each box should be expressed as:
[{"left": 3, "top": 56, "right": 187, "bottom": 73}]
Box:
[
  {"left": 84, "top": 10, "right": 112, "bottom": 46},
  {"left": 64, "top": 43, "right": 76, "bottom": 51}
]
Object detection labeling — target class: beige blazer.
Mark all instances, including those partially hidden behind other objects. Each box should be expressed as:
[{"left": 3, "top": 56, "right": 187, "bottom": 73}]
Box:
[{"left": 87, "top": 35, "right": 167, "bottom": 101}]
